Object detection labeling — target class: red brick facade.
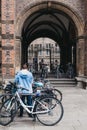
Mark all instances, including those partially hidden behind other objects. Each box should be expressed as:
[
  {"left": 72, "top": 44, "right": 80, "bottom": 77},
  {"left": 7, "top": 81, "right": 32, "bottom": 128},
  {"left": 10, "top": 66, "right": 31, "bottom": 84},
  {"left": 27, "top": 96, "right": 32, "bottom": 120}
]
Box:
[{"left": 1, "top": 0, "right": 15, "bottom": 78}]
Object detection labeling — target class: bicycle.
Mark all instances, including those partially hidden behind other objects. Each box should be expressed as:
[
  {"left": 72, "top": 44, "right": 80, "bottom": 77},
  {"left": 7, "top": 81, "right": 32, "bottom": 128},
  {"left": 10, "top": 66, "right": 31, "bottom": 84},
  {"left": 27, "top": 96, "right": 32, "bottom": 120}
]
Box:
[
  {"left": 44, "top": 79, "right": 63, "bottom": 101},
  {"left": 33, "top": 78, "right": 62, "bottom": 101},
  {"left": 0, "top": 82, "right": 16, "bottom": 105},
  {"left": 0, "top": 82, "right": 64, "bottom": 126}
]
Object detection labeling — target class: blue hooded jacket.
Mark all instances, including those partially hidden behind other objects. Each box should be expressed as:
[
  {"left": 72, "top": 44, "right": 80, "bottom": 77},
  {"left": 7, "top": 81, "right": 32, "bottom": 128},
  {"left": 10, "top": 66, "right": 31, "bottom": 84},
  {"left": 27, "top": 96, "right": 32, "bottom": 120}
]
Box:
[{"left": 15, "top": 69, "right": 33, "bottom": 93}]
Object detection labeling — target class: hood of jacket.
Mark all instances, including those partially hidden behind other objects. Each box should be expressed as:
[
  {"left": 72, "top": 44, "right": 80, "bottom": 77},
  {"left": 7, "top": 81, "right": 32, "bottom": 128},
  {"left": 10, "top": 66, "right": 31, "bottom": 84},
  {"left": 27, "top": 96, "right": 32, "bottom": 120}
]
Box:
[{"left": 18, "top": 69, "right": 30, "bottom": 79}]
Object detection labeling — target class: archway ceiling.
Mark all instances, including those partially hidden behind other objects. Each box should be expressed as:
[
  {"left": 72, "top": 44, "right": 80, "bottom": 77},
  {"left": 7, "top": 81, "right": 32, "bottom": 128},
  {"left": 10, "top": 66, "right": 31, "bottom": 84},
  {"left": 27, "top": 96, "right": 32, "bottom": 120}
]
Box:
[{"left": 22, "top": 9, "right": 73, "bottom": 45}]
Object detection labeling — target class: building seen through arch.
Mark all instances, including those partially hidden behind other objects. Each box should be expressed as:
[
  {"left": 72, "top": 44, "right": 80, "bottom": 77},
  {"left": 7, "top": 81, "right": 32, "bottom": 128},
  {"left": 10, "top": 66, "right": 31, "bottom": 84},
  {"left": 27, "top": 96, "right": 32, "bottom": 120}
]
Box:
[{"left": 28, "top": 37, "right": 60, "bottom": 72}]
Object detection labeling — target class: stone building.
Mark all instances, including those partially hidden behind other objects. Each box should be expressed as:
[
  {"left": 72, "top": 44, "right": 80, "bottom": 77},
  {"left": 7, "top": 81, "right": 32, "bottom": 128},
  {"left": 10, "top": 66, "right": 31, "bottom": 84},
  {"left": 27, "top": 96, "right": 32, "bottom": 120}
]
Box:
[
  {"left": 28, "top": 38, "right": 60, "bottom": 71},
  {"left": 0, "top": 0, "right": 87, "bottom": 79}
]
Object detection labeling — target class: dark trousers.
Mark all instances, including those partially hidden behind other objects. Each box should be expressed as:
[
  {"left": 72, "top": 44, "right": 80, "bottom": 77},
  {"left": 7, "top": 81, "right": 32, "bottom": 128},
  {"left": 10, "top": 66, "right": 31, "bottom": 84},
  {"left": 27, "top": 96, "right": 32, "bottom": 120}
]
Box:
[{"left": 19, "top": 95, "right": 32, "bottom": 116}]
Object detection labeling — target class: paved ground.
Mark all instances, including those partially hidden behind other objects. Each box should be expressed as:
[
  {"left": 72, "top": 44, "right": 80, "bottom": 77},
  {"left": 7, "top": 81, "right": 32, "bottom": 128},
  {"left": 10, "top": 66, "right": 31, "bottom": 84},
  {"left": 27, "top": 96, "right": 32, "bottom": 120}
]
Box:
[{"left": 0, "top": 85, "right": 87, "bottom": 130}]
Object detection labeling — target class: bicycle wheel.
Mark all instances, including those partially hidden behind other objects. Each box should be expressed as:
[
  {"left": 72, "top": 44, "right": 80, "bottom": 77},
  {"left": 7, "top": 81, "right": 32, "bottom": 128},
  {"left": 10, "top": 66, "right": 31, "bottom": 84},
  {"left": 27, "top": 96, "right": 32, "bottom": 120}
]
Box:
[
  {"left": 52, "top": 89, "right": 62, "bottom": 101},
  {"left": 0, "top": 98, "right": 17, "bottom": 126},
  {"left": 0, "top": 95, "right": 4, "bottom": 107},
  {"left": 36, "top": 96, "right": 64, "bottom": 126},
  {"left": 0, "top": 95, "right": 10, "bottom": 106}
]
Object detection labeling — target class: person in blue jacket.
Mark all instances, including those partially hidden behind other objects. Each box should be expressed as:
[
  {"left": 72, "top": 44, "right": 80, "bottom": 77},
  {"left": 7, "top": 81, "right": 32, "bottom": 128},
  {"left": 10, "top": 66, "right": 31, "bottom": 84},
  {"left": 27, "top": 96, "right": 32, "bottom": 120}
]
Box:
[{"left": 15, "top": 63, "right": 34, "bottom": 117}]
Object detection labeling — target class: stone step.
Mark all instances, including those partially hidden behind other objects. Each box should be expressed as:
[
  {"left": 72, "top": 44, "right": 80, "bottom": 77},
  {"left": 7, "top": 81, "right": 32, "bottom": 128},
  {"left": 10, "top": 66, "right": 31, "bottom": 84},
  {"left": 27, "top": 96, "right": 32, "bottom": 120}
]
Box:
[
  {"left": 51, "top": 84, "right": 76, "bottom": 87},
  {"left": 45, "top": 78, "right": 76, "bottom": 87}
]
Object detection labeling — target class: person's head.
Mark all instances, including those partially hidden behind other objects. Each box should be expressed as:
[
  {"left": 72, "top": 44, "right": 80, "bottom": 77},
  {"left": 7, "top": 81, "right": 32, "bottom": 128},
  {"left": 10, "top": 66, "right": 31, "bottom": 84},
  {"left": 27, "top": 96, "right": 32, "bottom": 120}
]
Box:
[
  {"left": 41, "top": 59, "right": 44, "bottom": 62},
  {"left": 55, "top": 60, "right": 58, "bottom": 63},
  {"left": 22, "top": 63, "right": 28, "bottom": 69}
]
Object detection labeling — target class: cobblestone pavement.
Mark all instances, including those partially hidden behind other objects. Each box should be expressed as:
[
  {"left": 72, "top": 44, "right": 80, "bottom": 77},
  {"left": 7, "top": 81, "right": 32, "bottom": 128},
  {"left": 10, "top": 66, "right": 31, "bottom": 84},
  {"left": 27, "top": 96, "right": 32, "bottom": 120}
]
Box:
[{"left": 0, "top": 86, "right": 87, "bottom": 130}]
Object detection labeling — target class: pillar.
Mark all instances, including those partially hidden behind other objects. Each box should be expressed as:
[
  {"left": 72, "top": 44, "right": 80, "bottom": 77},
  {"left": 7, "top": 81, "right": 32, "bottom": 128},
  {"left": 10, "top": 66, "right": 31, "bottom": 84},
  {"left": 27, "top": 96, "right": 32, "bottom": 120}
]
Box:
[
  {"left": 15, "top": 37, "right": 21, "bottom": 74},
  {"left": 1, "top": 0, "right": 15, "bottom": 79},
  {"left": 76, "top": 37, "right": 85, "bottom": 76}
]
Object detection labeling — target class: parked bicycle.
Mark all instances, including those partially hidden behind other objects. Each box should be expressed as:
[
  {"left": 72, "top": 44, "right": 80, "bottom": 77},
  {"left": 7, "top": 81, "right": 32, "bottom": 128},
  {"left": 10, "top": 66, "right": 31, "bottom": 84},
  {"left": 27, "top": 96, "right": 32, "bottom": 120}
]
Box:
[
  {"left": 33, "top": 78, "right": 62, "bottom": 102},
  {"left": 0, "top": 82, "right": 16, "bottom": 105},
  {"left": 0, "top": 82, "right": 64, "bottom": 126}
]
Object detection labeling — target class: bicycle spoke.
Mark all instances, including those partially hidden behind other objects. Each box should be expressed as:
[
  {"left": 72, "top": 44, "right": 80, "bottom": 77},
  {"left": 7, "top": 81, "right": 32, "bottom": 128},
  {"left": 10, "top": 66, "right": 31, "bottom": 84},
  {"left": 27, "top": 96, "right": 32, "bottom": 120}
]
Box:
[{"left": 36, "top": 97, "right": 64, "bottom": 126}]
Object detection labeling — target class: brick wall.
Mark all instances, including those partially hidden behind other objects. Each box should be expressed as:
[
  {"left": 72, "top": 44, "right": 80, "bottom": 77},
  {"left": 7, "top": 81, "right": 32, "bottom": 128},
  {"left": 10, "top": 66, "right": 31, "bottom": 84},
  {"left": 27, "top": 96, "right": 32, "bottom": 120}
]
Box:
[{"left": 1, "top": 0, "right": 15, "bottom": 78}]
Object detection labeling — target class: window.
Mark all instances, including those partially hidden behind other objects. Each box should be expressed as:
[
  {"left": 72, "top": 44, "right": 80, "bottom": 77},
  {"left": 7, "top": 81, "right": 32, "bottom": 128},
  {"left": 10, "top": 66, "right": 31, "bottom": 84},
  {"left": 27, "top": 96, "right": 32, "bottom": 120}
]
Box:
[{"left": 46, "top": 44, "right": 49, "bottom": 55}]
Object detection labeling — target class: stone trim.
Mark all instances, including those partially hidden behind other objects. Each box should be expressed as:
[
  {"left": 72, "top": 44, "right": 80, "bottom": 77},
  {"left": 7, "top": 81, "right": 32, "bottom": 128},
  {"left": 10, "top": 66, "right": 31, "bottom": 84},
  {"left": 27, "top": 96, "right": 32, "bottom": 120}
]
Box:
[
  {"left": 77, "top": 35, "right": 87, "bottom": 40},
  {"left": 2, "top": 34, "right": 14, "bottom": 39},
  {"left": 1, "top": 20, "right": 14, "bottom": 24},
  {"left": 2, "top": 46, "right": 14, "bottom": 50},
  {"left": 15, "top": 36, "right": 22, "bottom": 40},
  {"left": 2, "top": 64, "right": 14, "bottom": 68},
  {"left": 75, "top": 76, "right": 87, "bottom": 89}
]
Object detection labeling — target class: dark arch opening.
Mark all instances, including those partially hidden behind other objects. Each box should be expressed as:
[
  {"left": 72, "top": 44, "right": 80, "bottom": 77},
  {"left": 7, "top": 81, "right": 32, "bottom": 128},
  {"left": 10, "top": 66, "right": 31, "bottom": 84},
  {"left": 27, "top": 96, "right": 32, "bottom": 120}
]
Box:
[{"left": 21, "top": 7, "right": 77, "bottom": 78}]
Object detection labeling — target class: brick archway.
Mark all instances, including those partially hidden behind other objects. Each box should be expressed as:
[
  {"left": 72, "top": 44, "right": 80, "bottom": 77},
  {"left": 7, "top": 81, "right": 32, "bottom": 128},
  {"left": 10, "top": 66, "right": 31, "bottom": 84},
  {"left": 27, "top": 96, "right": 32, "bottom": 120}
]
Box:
[
  {"left": 15, "top": 1, "right": 84, "bottom": 75},
  {"left": 16, "top": 1, "right": 84, "bottom": 37}
]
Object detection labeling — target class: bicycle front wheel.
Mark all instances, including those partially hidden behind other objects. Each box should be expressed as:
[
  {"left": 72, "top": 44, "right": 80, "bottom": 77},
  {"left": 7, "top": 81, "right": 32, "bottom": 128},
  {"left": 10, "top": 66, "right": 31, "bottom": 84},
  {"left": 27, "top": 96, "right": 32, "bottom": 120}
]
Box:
[
  {"left": 36, "top": 96, "right": 64, "bottom": 126},
  {"left": 0, "top": 98, "right": 17, "bottom": 126}
]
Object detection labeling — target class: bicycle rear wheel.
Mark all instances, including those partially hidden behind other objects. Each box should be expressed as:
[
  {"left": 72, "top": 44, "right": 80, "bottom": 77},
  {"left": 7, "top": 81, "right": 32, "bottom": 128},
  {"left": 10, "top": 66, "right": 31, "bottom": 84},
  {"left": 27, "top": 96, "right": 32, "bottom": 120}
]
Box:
[
  {"left": 0, "top": 98, "right": 17, "bottom": 126},
  {"left": 36, "top": 96, "right": 64, "bottom": 126},
  {"left": 52, "top": 89, "right": 62, "bottom": 101}
]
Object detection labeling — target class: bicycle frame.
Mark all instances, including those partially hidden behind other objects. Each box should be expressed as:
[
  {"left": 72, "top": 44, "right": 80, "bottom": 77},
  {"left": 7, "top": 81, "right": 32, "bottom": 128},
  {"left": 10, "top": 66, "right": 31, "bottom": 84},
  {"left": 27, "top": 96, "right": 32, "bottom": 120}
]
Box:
[{"left": 9, "top": 91, "right": 50, "bottom": 115}]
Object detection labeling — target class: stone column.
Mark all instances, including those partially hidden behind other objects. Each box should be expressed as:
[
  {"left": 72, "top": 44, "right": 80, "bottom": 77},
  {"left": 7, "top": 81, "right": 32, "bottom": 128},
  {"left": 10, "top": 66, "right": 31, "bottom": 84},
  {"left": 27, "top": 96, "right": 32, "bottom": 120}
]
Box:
[
  {"left": 1, "top": 0, "right": 15, "bottom": 79},
  {"left": 15, "top": 37, "right": 21, "bottom": 74},
  {"left": 76, "top": 37, "right": 85, "bottom": 76}
]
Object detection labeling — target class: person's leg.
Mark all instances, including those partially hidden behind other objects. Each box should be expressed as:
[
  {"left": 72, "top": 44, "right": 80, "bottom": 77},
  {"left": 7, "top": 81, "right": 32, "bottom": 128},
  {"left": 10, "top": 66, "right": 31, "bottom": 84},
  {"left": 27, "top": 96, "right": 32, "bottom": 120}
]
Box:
[
  {"left": 19, "top": 95, "right": 25, "bottom": 117},
  {"left": 27, "top": 95, "right": 33, "bottom": 118},
  {"left": 27, "top": 95, "right": 32, "bottom": 106}
]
